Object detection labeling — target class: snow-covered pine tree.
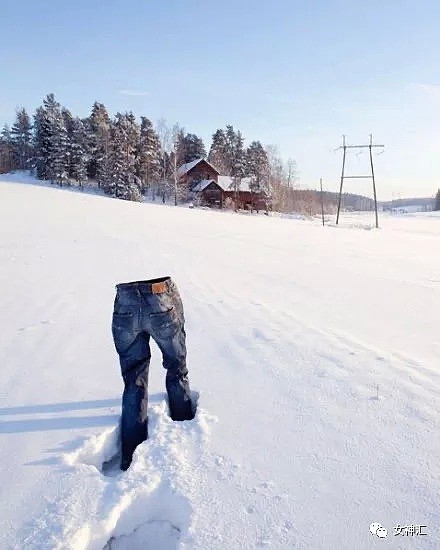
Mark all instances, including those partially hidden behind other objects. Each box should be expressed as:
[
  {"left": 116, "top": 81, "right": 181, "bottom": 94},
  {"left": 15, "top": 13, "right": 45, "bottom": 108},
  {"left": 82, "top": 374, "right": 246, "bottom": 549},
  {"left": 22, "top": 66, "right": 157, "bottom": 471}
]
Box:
[
  {"left": 61, "top": 108, "right": 74, "bottom": 136},
  {"left": 126, "top": 112, "right": 141, "bottom": 185},
  {"left": 230, "top": 130, "right": 246, "bottom": 211},
  {"left": 33, "top": 106, "right": 50, "bottom": 179},
  {"left": 181, "top": 133, "right": 206, "bottom": 164},
  {"left": 233, "top": 131, "right": 246, "bottom": 176},
  {"left": 225, "top": 125, "right": 238, "bottom": 176},
  {"left": 62, "top": 108, "right": 75, "bottom": 179},
  {"left": 175, "top": 128, "right": 186, "bottom": 167},
  {"left": 106, "top": 115, "right": 126, "bottom": 199},
  {"left": 49, "top": 102, "right": 70, "bottom": 186},
  {"left": 70, "top": 117, "right": 89, "bottom": 188},
  {"left": 246, "top": 141, "right": 269, "bottom": 185},
  {"left": 11, "top": 108, "right": 32, "bottom": 169},
  {"left": 33, "top": 94, "right": 67, "bottom": 183},
  {"left": 105, "top": 113, "right": 141, "bottom": 201},
  {"left": 208, "top": 129, "right": 229, "bottom": 174},
  {"left": 137, "top": 117, "right": 162, "bottom": 195},
  {"left": 246, "top": 141, "right": 269, "bottom": 212},
  {"left": 88, "top": 102, "right": 112, "bottom": 186},
  {"left": 0, "top": 124, "right": 15, "bottom": 172}
]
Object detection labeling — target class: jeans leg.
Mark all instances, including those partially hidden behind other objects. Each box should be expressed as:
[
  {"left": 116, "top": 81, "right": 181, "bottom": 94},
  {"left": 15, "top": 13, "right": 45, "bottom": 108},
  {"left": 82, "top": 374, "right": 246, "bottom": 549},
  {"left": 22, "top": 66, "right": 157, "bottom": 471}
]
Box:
[
  {"left": 117, "top": 332, "right": 151, "bottom": 469},
  {"left": 153, "top": 324, "right": 193, "bottom": 421},
  {"left": 141, "top": 280, "right": 194, "bottom": 422}
]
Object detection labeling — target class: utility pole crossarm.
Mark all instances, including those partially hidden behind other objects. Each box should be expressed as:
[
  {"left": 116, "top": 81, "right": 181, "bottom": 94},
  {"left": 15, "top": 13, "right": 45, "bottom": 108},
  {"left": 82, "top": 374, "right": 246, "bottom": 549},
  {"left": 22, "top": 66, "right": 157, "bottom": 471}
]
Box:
[{"left": 336, "top": 144, "right": 384, "bottom": 150}]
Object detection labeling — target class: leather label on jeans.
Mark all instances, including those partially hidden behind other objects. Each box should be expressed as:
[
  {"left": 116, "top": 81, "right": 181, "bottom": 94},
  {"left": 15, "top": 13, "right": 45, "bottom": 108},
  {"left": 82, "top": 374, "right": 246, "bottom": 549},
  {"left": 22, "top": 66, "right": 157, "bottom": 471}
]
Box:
[{"left": 152, "top": 282, "right": 168, "bottom": 294}]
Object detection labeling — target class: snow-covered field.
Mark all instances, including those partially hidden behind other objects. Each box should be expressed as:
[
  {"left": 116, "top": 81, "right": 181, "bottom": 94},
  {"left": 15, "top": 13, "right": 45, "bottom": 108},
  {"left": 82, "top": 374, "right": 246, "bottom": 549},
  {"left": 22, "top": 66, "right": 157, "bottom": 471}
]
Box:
[{"left": 1, "top": 173, "right": 439, "bottom": 549}]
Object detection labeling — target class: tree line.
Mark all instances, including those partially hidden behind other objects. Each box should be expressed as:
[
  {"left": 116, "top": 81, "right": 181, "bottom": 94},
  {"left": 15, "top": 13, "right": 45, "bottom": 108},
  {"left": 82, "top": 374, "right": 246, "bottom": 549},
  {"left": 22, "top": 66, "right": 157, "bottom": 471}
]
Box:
[
  {"left": 2, "top": 94, "right": 438, "bottom": 214},
  {"left": 0, "top": 93, "right": 304, "bottom": 211}
]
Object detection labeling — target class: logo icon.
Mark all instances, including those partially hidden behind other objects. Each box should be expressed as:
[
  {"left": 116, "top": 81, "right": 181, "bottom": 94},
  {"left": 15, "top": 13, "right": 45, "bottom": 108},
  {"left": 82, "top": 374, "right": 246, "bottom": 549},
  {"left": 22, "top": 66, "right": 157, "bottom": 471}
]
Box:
[{"left": 370, "top": 523, "right": 388, "bottom": 538}]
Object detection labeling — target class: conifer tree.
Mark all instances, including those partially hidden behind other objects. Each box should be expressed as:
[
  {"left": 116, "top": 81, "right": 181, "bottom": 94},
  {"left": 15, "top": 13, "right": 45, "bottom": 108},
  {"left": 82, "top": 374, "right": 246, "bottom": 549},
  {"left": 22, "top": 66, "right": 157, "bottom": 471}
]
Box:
[
  {"left": 175, "top": 128, "right": 186, "bottom": 166},
  {"left": 62, "top": 108, "right": 75, "bottom": 179},
  {"left": 11, "top": 108, "right": 32, "bottom": 169},
  {"left": 230, "top": 129, "right": 246, "bottom": 210},
  {"left": 225, "top": 125, "right": 237, "bottom": 174},
  {"left": 33, "top": 106, "right": 51, "bottom": 179},
  {"left": 180, "top": 133, "right": 206, "bottom": 164},
  {"left": 246, "top": 141, "right": 269, "bottom": 212},
  {"left": 105, "top": 113, "right": 141, "bottom": 201},
  {"left": 33, "top": 94, "right": 68, "bottom": 184},
  {"left": 88, "top": 102, "right": 112, "bottom": 186},
  {"left": 137, "top": 117, "right": 161, "bottom": 194},
  {"left": 70, "top": 117, "right": 89, "bottom": 187},
  {"left": 61, "top": 108, "right": 74, "bottom": 137},
  {"left": 49, "top": 102, "right": 69, "bottom": 186},
  {"left": 0, "top": 124, "right": 15, "bottom": 172},
  {"left": 126, "top": 112, "right": 141, "bottom": 175},
  {"left": 246, "top": 141, "right": 269, "bottom": 187},
  {"left": 208, "top": 129, "right": 229, "bottom": 174},
  {"left": 231, "top": 130, "right": 246, "bottom": 178}
]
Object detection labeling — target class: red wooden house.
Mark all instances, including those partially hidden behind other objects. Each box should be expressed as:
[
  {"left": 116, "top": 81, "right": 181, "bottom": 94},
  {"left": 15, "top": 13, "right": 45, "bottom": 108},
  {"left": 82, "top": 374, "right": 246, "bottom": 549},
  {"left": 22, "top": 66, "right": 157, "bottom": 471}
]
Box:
[
  {"left": 178, "top": 158, "right": 268, "bottom": 211},
  {"left": 178, "top": 158, "right": 220, "bottom": 189}
]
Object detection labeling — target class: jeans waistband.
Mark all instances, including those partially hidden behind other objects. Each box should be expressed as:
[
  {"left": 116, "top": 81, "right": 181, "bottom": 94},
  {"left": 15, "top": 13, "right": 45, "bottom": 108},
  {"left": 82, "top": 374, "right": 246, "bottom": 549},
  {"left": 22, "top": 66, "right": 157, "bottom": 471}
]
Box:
[{"left": 116, "top": 277, "right": 175, "bottom": 295}]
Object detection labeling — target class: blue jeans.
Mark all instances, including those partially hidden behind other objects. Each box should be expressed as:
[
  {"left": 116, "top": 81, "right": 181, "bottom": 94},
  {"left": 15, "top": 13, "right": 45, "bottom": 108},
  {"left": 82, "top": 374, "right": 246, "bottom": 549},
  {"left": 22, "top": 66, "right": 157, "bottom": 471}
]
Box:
[{"left": 111, "top": 277, "right": 194, "bottom": 470}]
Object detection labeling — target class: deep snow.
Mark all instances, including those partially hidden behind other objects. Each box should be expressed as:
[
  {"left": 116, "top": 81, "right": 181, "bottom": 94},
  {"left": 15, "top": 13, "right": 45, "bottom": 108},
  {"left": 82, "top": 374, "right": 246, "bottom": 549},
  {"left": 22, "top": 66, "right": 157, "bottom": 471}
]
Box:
[{"left": 0, "top": 173, "right": 439, "bottom": 549}]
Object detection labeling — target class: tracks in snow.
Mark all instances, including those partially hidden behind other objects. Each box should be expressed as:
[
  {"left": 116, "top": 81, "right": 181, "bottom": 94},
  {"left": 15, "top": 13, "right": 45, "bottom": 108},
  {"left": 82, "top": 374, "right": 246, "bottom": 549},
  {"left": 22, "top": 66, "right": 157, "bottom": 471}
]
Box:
[{"left": 61, "top": 394, "right": 215, "bottom": 550}]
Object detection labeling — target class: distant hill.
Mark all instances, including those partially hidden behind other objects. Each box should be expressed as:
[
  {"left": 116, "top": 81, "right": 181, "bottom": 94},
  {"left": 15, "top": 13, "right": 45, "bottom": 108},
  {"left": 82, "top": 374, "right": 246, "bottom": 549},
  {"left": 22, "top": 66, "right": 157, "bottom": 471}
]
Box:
[
  {"left": 298, "top": 189, "right": 435, "bottom": 214},
  {"left": 287, "top": 190, "right": 376, "bottom": 215},
  {"left": 380, "top": 197, "right": 434, "bottom": 209}
]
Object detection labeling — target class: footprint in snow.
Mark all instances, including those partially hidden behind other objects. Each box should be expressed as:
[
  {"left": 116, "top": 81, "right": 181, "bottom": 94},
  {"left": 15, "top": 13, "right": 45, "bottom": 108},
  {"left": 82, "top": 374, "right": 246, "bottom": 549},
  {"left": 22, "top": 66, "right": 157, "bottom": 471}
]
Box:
[
  {"left": 65, "top": 420, "right": 121, "bottom": 474},
  {"left": 65, "top": 390, "right": 213, "bottom": 550},
  {"left": 101, "top": 390, "right": 200, "bottom": 476},
  {"left": 103, "top": 519, "right": 181, "bottom": 550}
]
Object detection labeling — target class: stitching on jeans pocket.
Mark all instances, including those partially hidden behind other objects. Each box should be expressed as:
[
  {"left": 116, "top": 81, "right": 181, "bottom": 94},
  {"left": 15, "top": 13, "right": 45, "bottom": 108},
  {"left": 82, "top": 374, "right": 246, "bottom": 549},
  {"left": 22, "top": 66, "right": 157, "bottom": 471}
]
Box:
[
  {"left": 112, "top": 312, "right": 135, "bottom": 332},
  {"left": 149, "top": 307, "right": 179, "bottom": 338}
]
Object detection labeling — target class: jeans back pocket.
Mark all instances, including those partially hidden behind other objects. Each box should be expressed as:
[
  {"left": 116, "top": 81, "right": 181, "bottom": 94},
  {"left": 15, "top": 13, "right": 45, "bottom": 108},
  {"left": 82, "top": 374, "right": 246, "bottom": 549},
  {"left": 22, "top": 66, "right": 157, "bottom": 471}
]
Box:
[
  {"left": 112, "top": 311, "right": 137, "bottom": 353},
  {"left": 149, "top": 307, "right": 179, "bottom": 339}
]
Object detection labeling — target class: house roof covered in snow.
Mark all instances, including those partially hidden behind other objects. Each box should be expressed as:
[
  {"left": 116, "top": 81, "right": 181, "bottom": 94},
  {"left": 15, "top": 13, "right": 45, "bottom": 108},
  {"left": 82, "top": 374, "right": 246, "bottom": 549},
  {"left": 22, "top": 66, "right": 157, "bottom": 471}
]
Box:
[
  {"left": 177, "top": 158, "right": 219, "bottom": 176},
  {"left": 192, "top": 179, "right": 220, "bottom": 193},
  {"left": 217, "top": 175, "right": 254, "bottom": 193}
]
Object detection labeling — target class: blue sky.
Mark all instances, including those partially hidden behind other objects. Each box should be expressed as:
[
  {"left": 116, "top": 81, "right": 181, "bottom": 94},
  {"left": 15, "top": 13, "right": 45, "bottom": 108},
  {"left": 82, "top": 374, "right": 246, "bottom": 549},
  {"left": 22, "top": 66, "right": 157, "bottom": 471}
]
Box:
[{"left": 1, "top": 0, "right": 439, "bottom": 199}]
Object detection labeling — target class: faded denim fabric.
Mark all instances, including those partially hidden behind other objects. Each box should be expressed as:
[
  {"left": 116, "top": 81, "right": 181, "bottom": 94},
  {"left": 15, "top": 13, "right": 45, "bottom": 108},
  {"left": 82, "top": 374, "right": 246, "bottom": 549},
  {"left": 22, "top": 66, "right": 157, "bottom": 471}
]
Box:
[{"left": 111, "top": 276, "right": 194, "bottom": 470}]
